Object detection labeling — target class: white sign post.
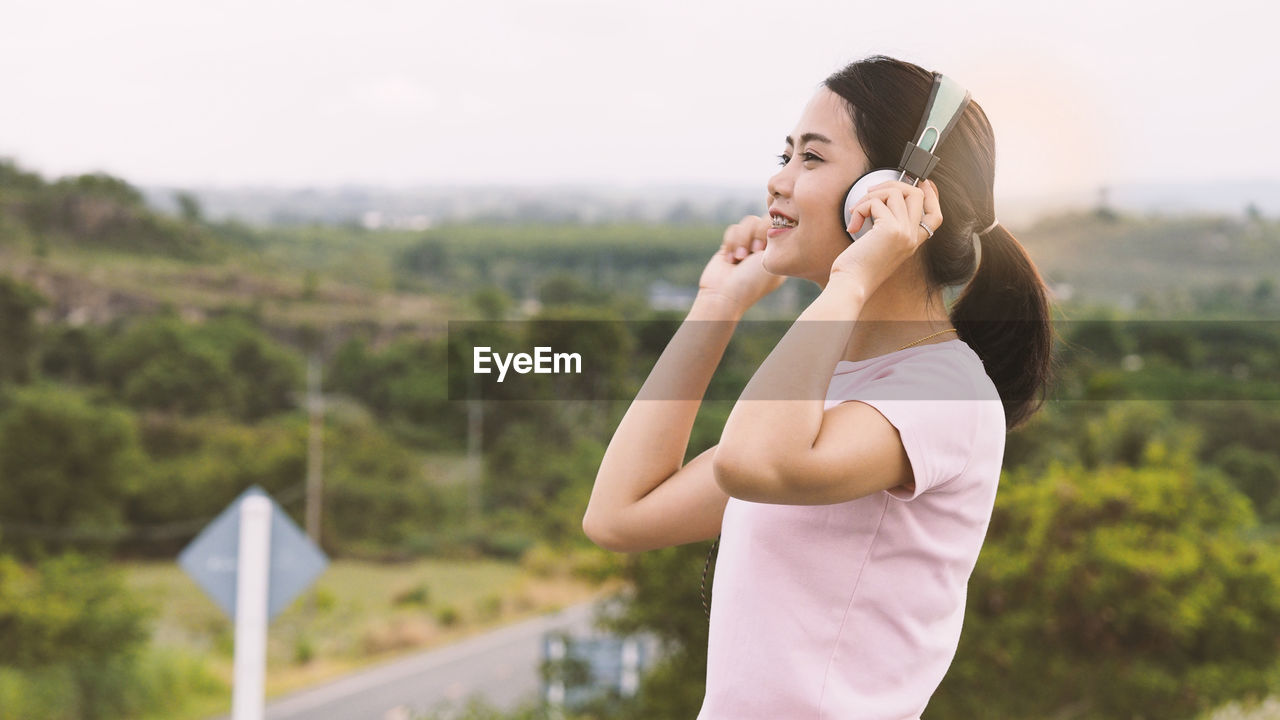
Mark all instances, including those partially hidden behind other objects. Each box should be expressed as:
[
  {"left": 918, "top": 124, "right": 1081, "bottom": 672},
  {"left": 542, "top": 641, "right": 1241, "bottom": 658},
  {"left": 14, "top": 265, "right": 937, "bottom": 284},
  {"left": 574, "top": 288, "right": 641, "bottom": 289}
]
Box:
[
  {"left": 231, "top": 495, "right": 271, "bottom": 720},
  {"left": 179, "top": 486, "right": 329, "bottom": 720}
]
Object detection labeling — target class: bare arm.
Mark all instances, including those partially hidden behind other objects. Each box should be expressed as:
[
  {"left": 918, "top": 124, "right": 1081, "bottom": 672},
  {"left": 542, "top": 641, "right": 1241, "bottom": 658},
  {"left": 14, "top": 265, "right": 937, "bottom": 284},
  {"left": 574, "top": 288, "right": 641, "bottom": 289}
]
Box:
[{"left": 582, "top": 291, "right": 742, "bottom": 553}]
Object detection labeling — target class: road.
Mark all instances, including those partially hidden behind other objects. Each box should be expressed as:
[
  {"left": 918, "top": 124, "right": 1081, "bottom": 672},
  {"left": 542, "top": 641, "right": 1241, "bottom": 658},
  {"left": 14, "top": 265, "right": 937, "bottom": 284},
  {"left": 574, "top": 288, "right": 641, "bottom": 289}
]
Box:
[{"left": 210, "top": 600, "right": 605, "bottom": 720}]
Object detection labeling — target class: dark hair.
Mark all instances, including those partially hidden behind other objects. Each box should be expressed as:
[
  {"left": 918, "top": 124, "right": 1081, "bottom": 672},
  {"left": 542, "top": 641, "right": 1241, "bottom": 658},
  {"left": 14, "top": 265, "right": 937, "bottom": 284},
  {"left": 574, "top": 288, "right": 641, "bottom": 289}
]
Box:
[{"left": 824, "top": 55, "right": 1055, "bottom": 431}]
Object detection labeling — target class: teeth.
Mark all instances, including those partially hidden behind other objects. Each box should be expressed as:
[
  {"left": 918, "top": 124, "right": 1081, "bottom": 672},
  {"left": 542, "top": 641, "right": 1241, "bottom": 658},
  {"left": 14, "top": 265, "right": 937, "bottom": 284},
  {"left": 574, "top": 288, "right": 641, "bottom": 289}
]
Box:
[{"left": 771, "top": 215, "right": 796, "bottom": 228}]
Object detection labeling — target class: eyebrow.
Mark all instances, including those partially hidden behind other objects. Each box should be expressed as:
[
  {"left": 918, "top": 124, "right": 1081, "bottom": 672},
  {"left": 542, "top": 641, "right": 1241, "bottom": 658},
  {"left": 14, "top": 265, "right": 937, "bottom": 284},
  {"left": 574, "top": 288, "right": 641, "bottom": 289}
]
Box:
[{"left": 785, "top": 133, "right": 833, "bottom": 146}]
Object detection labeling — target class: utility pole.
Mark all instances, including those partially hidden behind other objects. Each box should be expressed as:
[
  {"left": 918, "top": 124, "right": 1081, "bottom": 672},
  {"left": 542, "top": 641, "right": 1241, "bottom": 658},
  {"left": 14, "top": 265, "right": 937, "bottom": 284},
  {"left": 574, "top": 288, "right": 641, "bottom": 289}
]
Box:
[
  {"left": 306, "top": 353, "right": 324, "bottom": 545},
  {"left": 467, "top": 393, "right": 483, "bottom": 520}
]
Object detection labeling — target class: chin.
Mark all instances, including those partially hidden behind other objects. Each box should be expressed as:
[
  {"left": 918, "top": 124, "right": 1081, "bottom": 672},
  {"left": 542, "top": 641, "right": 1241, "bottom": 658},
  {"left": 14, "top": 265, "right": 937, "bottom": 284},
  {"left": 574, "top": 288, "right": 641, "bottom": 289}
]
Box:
[{"left": 760, "top": 246, "right": 790, "bottom": 277}]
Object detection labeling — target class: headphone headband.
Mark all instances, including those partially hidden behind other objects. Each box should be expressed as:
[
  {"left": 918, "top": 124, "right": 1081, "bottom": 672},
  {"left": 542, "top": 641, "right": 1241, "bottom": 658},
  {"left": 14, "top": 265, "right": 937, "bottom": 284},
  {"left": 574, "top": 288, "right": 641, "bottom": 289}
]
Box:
[{"left": 895, "top": 73, "right": 972, "bottom": 183}]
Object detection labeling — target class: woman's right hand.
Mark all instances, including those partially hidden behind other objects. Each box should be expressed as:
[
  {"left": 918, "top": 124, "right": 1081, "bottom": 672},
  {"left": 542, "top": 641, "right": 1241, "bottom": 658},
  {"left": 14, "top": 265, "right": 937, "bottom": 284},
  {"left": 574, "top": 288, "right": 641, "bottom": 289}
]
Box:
[{"left": 697, "top": 215, "right": 785, "bottom": 316}]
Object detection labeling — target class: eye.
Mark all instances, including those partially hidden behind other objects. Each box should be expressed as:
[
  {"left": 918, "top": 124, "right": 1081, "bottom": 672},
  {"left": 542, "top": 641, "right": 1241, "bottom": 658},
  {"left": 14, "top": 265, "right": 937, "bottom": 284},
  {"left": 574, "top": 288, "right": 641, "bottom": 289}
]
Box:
[{"left": 776, "top": 151, "right": 821, "bottom": 167}]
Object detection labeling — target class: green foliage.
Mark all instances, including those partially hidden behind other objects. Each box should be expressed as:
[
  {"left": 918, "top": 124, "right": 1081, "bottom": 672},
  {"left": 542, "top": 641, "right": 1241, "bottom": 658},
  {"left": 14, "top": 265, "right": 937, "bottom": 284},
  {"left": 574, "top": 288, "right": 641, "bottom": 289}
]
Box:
[
  {"left": 471, "top": 284, "right": 513, "bottom": 320},
  {"left": 0, "top": 275, "right": 47, "bottom": 384},
  {"left": 0, "top": 159, "right": 223, "bottom": 260},
  {"left": 0, "top": 552, "right": 171, "bottom": 720},
  {"left": 539, "top": 272, "right": 609, "bottom": 307},
  {"left": 483, "top": 422, "right": 606, "bottom": 547},
  {"left": 328, "top": 335, "right": 467, "bottom": 449},
  {"left": 0, "top": 553, "right": 151, "bottom": 668},
  {"left": 126, "top": 413, "right": 306, "bottom": 556},
  {"left": 929, "top": 460, "right": 1280, "bottom": 719},
  {"left": 202, "top": 315, "right": 303, "bottom": 420},
  {"left": 393, "top": 583, "right": 431, "bottom": 607},
  {"left": 0, "top": 385, "right": 144, "bottom": 560},
  {"left": 321, "top": 412, "right": 446, "bottom": 558},
  {"left": 435, "top": 605, "right": 460, "bottom": 627},
  {"left": 39, "top": 323, "right": 102, "bottom": 384},
  {"left": 99, "top": 312, "right": 301, "bottom": 420},
  {"left": 1211, "top": 444, "right": 1280, "bottom": 524}
]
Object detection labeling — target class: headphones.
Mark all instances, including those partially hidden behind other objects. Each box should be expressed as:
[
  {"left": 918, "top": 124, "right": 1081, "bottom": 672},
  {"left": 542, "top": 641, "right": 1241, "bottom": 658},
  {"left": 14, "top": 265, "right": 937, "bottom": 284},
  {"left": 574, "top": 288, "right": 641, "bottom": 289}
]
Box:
[{"left": 842, "top": 72, "right": 971, "bottom": 241}]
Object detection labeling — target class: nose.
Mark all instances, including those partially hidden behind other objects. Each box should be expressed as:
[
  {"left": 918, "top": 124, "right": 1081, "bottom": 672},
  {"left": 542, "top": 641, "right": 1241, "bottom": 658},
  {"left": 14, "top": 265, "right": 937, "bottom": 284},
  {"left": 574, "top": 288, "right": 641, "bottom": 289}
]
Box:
[{"left": 767, "top": 163, "right": 793, "bottom": 200}]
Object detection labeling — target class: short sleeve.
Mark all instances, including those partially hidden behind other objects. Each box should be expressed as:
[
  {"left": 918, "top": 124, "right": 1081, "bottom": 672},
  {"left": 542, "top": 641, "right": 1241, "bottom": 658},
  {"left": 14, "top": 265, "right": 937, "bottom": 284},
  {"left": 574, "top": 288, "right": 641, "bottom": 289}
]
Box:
[{"left": 842, "top": 352, "right": 989, "bottom": 501}]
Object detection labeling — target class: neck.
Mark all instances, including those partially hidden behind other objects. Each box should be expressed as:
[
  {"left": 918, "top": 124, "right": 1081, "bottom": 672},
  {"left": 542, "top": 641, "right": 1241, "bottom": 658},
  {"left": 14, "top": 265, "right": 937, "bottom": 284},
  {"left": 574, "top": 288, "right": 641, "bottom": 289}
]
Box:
[{"left": 826, "top": 262, "right": 953, "bottom": 363}]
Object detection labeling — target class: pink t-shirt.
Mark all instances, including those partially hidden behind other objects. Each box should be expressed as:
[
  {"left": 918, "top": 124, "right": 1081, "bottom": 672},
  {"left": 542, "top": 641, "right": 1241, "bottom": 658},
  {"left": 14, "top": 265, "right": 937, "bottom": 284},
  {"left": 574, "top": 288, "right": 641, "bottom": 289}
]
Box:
[{"left": 698, "top": 338, "right": 1006, "bottom": 720}]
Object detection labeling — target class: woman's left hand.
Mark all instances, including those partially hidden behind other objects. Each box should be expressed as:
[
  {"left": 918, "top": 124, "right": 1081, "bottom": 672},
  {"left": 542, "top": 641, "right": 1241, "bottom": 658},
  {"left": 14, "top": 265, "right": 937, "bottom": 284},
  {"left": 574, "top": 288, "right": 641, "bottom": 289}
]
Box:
[{"left": 829, "top": 178, "right": 943, "bottom": 295}]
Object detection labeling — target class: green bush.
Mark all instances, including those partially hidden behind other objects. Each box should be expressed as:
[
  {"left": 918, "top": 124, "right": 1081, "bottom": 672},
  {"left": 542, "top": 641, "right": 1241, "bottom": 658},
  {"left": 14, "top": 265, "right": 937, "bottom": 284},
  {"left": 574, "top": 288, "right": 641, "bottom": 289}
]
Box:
[
  {"left": 99, "top": 313, "right": 301, "bottom": 420},
  {"left": 394, "top": 583, "right": 431, "bottom": 608},
  {"left": 0, "top": 385, "right": 144, "bottom": 560},
  {"left": 0, "top": 552, "right": 181, "bottom": 720},
  {"left": 435, "top": 606, "right": 460, "bottom": 627},
  {"left": 929, "top": 459, "right": 1280, "bottom": 719}
]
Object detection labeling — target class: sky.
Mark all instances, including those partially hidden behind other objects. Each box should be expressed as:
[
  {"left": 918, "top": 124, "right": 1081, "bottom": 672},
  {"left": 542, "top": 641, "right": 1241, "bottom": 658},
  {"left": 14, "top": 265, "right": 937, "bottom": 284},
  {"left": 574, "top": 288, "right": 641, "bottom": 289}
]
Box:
[{"left": 1, "top": 0, "right": 1276, "bottom": 203}]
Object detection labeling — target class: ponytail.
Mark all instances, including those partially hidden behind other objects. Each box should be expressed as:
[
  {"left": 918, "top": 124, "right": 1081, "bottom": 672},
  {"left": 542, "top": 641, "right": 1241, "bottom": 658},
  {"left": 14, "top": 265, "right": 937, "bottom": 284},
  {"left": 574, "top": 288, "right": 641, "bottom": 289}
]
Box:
[{"left": 950, "top": 223, "right": 1056, "bottom": 431}]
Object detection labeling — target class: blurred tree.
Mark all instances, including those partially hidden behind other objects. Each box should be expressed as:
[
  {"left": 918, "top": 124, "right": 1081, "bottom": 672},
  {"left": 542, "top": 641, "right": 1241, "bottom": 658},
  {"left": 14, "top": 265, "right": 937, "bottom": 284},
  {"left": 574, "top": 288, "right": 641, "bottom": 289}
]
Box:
[
  {"left": 124, "top": 414, "right": 305, "bottom": 557},
  {"left": 39, "top": 323, "right": 101, "bottom": 384},
  {"left": 0, "top": 552, "right": 153, "bottom": 720},
  {"left": 99, "top": 314, "right": 301, "bottom": 420},
  {"left": 0, "top": 385, "right": 143, "bottom": 560},
  {"left": 99, "top": 314, "right": 233, "bottom": 415},
  {"left": 0, "top": 275, "right": 47, "bottom": 385},
  {"left": 539, "top": 272, "right": 607, "bottom": 308},
  {"left": 203, "top": 316, "right": 303, "bottom": 421},
  {"left": 400, "top": 236, "right": 451, "bottom": 278},
  {"left": 175, "top": 191, "right": 203, "bottom": 224},
  {"left": 321, "top": 413, "right": 446, "bottom": 558},
  {"left": 1211, "top": 444, "right": 1280, "bottom": 524},
  {"left": 331, "top": 335, "right": 470, "bottom": 450},
  {"left": 471, "top": 284, "right": 512, "bottom": 321},
  {"left": 930, "top": 458, "right": 1280, "bottom": 719},
  {"left": 482, "top": 424, "right": 603, "bottom": 547}
]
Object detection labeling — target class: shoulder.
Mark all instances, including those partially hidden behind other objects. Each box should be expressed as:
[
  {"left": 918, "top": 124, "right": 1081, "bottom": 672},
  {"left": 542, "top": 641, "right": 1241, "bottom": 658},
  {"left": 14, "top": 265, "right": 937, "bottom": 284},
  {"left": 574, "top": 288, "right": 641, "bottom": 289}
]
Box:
[
  {"left": 832, "top": 341, "right": 1005, "bottom": 499},
  {"left": 847, "top": 340, "right": 998, "bottom": 404}
]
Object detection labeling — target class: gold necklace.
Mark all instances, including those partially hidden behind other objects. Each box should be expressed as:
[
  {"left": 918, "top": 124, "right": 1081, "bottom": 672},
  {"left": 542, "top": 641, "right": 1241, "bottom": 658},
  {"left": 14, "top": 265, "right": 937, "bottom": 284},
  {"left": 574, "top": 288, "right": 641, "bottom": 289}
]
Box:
[{"left": 896, "top": 327, "right": 958, "bottom": 352}]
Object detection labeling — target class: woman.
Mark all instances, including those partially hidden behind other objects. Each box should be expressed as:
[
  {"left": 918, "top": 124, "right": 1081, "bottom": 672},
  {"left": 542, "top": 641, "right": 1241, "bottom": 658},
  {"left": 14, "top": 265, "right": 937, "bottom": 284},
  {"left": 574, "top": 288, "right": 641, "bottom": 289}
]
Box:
[{"left": 583, "top": 54, "right": 1054, "bottom": 719}]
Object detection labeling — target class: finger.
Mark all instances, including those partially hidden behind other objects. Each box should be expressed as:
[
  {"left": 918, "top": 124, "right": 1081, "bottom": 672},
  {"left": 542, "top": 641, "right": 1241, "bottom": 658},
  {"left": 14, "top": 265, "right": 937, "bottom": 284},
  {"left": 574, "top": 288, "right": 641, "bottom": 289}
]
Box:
[
  {"left": 750, "top": 215, "right": 769, "bottom": 252},
  {"left": 728, "top": 215, "right": 768, "bottom": 253},
  {"left": 849, "top": 199, "right": 873, "bottom": 233},
  {"left": 906, "top": 186, "right": 924, "bottom": 232},
  {"left": 866, "top": 197, "right": 891, "bottom": 227},
  {"left": 721, "top": 220, "right": 751, "bottom": 261},
  {"left": 856, "top": 184, "right": 920, "bottom": 214},
  {"left": 885, "top": 187, "right": 910, "bottom": 228},
  {"left": 851, "top": 195, "right": 891, "bottom": 231},
  {"left": 921, "top": 180, "right": 943, "bottom": 233}
]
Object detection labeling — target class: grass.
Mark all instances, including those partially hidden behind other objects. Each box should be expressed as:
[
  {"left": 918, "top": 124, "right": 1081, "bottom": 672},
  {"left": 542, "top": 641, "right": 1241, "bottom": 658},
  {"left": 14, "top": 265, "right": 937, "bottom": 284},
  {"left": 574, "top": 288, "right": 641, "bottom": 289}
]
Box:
[{"left": 121, "top": 556, "right": 619, "bottom": 720}]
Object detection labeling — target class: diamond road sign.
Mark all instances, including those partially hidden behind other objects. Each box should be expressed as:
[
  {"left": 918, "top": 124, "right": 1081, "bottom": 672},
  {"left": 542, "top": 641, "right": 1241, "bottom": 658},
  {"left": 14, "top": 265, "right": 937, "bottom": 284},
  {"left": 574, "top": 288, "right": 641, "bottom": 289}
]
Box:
[{"left": 178, "top": 485, "right": 329, "bottom": 622}]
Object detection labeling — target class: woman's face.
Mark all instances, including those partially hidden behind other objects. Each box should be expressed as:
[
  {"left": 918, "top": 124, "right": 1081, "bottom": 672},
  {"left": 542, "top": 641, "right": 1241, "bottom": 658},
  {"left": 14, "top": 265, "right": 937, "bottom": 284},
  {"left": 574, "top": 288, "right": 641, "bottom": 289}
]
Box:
[{"left": 764, "top": 87, "right": 871, "bottom": 285}]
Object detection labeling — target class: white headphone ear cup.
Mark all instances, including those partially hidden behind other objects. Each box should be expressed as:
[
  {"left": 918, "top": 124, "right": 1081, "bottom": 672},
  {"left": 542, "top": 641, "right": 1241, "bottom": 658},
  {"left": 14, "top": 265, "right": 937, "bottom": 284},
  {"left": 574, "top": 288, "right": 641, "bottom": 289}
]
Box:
[{"left": 843, "top": 169, "right": 903, "bottom": 241}]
